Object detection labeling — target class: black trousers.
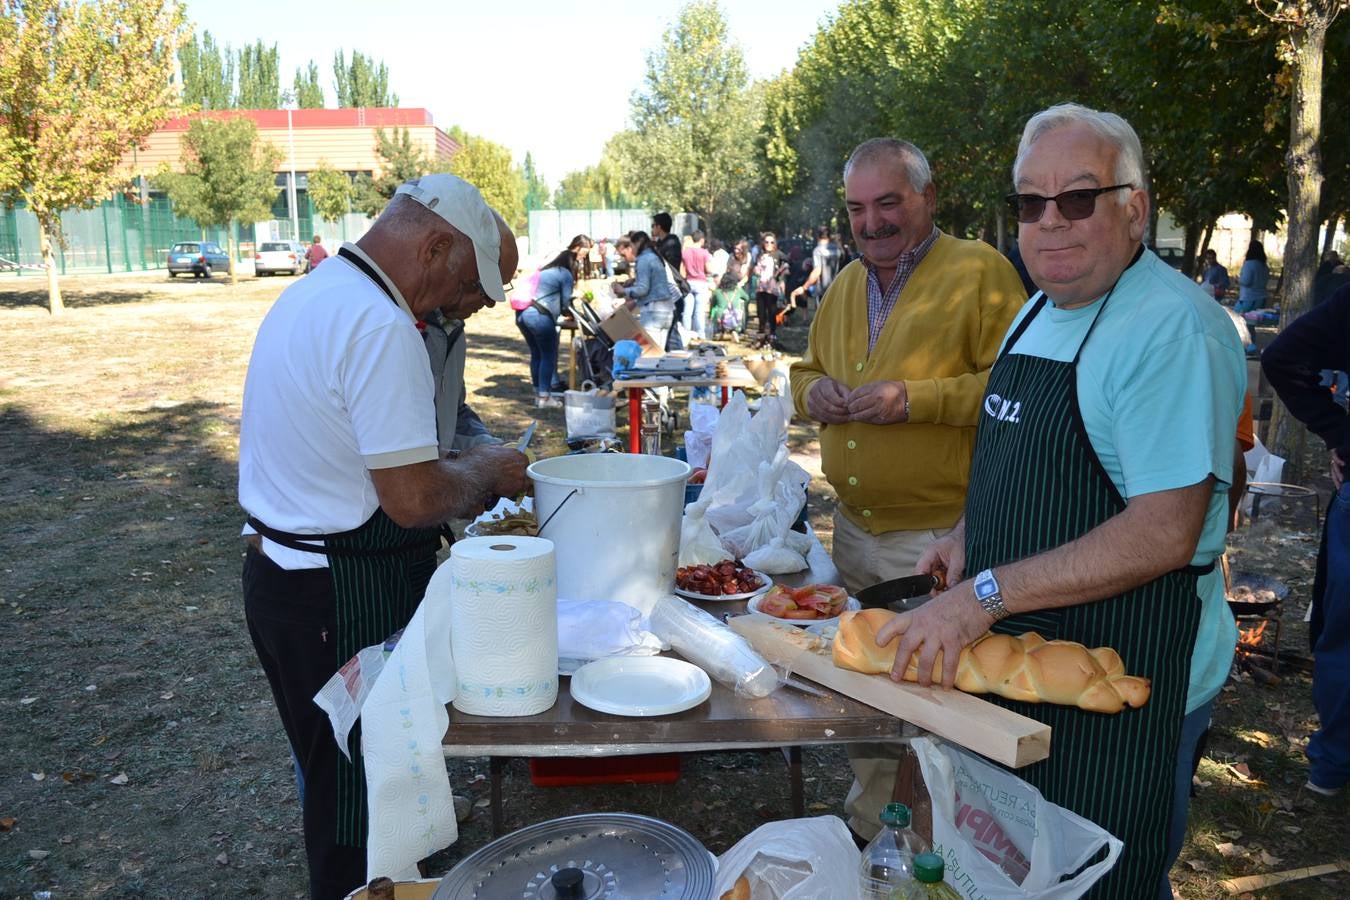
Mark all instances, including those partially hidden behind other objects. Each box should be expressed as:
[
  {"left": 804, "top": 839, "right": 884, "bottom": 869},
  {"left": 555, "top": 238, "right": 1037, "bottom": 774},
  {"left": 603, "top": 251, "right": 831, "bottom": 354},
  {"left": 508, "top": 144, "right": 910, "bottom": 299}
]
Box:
[
  {"left": 243, "top": 546, "right": 367, "bottom": 900},
  {"left": 756, "top": 291, "right": 780, "bottom": 335}
]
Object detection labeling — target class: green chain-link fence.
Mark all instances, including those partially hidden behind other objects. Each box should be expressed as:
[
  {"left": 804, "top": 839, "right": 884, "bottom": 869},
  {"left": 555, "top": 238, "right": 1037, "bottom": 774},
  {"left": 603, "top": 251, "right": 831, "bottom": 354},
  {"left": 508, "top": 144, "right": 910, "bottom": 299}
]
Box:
[{"left": 0, "top": 194, "right": 263, "bottom": 276}]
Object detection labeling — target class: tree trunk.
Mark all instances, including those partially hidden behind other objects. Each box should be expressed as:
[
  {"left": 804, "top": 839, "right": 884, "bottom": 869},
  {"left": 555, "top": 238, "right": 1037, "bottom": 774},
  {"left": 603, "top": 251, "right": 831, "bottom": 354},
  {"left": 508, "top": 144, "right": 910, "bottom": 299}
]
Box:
[
  {"left": 1200, "top": 222, "right": 1214, "bottom": 255},
  {"left": 38, "top": 221, "right": 65, "bottom": 316},
  {"left": 227, "top": 230, "right": 238, "bottom": 286},
  {"left": 995, "top": 205, "right": 1007, "bottom": 254},
  {"left": 1269, "top": 9, "right": 1330, "bottom": 466},
  {"left": 1181, "top": 223, "right": 1203, "bottom": 278},
  {"left": 1279, "top": 14, "right": 1328, "bottom": 328}
]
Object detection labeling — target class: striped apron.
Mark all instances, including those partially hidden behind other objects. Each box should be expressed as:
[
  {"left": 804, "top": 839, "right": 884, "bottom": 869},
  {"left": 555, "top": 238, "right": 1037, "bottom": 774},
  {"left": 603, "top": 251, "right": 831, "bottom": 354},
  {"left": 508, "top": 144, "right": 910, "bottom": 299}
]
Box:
[{"left": 963, "top": 293, "right": 1204, "bottom": 898}]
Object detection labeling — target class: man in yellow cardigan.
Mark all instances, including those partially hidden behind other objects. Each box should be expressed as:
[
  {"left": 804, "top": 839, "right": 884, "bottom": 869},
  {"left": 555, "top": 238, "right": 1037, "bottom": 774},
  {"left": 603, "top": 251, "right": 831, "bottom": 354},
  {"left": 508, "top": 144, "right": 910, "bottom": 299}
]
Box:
[{"left": 790, "top": 137, "right": 1026, "bottom": 840}]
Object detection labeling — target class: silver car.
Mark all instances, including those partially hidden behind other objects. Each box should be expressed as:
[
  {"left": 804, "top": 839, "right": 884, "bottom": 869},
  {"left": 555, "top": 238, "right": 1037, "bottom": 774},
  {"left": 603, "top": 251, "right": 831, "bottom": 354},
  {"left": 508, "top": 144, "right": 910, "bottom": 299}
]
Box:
[{"left": 254, "top": 240, "right": 307, "bottom": 276}]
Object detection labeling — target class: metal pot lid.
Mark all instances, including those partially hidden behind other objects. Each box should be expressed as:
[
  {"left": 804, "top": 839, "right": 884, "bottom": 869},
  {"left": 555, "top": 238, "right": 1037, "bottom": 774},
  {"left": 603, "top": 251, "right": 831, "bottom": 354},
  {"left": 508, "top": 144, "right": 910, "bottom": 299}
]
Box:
[{"left": 433, "top": 812, "right": 716, "bottom": 899}]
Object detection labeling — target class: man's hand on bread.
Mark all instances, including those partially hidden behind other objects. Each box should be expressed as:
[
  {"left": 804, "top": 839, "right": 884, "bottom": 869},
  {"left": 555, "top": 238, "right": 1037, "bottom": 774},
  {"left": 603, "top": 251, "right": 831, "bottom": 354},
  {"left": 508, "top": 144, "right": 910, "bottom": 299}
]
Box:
[{"left": 875, "top": 581, "right": 993, "bottom": 690}]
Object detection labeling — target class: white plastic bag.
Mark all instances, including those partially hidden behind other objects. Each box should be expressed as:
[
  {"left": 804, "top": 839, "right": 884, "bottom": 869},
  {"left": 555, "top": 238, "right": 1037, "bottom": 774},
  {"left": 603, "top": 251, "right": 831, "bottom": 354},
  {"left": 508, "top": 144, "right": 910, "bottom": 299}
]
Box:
[
  {"left": 913, "top": 737, "right": 1122, "bottom": 900},
  {"left": 564, "top": 389, "right": 616, "bottom": 440},
  {"left": 713, "top": 816, "right": 860, "bottom": 899},
  {"left": 1240, "top": 435, "right": 1286, "bottom": 516}
]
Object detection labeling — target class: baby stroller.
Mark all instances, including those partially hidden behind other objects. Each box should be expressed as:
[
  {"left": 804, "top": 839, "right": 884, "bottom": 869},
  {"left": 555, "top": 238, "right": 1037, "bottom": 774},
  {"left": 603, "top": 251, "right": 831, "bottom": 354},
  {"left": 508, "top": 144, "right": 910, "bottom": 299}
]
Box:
[{"left": 571, "top": 300, "right": 615, "bottom": 392}]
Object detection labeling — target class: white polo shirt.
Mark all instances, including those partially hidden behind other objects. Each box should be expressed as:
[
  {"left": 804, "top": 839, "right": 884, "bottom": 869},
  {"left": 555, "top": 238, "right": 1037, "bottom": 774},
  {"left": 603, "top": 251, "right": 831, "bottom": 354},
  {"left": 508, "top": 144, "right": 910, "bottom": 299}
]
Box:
[{"left": 239, "top": 244, "right": 439, "bottom": 569}]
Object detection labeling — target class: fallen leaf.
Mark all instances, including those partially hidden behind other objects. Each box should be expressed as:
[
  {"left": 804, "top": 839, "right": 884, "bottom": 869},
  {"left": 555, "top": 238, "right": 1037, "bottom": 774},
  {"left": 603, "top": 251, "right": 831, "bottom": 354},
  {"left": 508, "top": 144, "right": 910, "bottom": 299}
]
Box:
[
  {"left": 1259, "top": 849, "right": 1283, "bottom": 867},
  {"left": 30, "top": 772, "right": 44, "bottom": 781},
  {"left": 19, "top": 697, "right": 37, "bottom": 705},
  {"left": 1283, "top": 825, "right": 1302, "bottom": 835},
  {"left": 1229, "top": 763, "right": 1256, "bottom": 781},
  {"left": 1222, "top": 829, "right": 1243, "bottom": 840},
  {"left": 58, "top": 836, "right": 72, "bottom": 844},
  {"left": 808, "top": 802, "right": 829, "bottom": 812},
  {"left": 215, "top": 852, "right": 228, "bottom": 866},
  {"left": 109, "top": 773, "right": 129, "bottom": 786},
  {"left": 159, "top": 691, "right": 174, "bottom": 700},
  {"left": 1214, "top": 842, "right": 1246, "bottom": 859},
  {"left": 473, "top": 798, "right": 490, "bottom": 809},
  {"left": 1185, "top": 859, "right": 1212, "bottom": 872},
  {"left": 0, "top": 817, "right": 14, "bottom": 831},
  {"left": 28, "top": 849, "right": 49, "bottom": 860}
]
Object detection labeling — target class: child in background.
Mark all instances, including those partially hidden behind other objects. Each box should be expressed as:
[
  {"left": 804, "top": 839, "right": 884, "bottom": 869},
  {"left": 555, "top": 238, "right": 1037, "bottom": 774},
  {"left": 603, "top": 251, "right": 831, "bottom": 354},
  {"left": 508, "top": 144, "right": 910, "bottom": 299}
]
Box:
[{"left": 709, "top": 271, "right": 748, "bottom": 338}]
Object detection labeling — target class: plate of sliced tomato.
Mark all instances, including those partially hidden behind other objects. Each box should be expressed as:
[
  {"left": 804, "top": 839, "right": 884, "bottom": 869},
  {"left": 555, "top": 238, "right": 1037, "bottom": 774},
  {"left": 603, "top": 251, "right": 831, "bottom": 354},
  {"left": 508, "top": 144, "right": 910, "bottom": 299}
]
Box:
[{"left": 747, "top": 584, "right": 860, "bottom": 626}]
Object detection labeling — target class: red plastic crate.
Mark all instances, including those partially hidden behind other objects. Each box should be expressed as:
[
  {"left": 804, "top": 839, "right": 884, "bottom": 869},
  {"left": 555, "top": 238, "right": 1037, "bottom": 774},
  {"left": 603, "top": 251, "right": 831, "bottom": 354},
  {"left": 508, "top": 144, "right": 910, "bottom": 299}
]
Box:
[{"left": 529, "top": 754, "right": 681, "bottom": 787}]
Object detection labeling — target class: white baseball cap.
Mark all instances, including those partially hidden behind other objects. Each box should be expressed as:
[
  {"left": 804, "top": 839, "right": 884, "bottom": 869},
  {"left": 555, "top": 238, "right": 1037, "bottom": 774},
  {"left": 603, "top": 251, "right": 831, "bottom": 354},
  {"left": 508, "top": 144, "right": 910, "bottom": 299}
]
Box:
[{"left": 394, "top": 174, "right": 505, "bottom": 301}]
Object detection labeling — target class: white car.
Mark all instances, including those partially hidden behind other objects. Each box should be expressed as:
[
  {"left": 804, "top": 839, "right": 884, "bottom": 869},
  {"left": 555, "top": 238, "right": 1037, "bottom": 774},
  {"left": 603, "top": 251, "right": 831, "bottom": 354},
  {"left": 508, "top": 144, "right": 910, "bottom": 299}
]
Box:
[{"left": 254, "top": 241, "right": 307, "bottom": 276}]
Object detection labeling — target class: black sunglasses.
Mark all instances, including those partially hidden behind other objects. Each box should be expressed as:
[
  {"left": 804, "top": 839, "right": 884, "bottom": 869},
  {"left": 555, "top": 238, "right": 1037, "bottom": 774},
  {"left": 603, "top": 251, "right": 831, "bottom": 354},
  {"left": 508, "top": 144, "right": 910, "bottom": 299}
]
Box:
[{"left": 1006, "top": 184, "right": 1134, "bottom": 223}]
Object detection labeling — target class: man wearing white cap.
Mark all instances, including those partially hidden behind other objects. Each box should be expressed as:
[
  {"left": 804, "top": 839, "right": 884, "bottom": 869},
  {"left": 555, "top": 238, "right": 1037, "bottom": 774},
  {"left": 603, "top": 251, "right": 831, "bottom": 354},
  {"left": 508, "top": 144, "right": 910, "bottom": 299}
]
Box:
[{"left": 238, "top": 174, "right": 529, "bottom": 899}]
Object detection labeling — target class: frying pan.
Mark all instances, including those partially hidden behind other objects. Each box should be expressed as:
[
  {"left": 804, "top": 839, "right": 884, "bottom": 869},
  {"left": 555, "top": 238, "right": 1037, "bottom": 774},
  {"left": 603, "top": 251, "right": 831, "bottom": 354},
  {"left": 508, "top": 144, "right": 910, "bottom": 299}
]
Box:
[{"left": 855, "top": 573, "right": 941, "bottom": 613}]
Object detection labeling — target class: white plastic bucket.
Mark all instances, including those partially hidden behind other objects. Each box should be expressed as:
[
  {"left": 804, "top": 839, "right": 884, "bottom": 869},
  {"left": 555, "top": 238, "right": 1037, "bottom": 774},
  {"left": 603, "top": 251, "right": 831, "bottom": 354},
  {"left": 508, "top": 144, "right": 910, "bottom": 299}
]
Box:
[{"left": 528, "top": 453, "right": 691, "bottom": 615}]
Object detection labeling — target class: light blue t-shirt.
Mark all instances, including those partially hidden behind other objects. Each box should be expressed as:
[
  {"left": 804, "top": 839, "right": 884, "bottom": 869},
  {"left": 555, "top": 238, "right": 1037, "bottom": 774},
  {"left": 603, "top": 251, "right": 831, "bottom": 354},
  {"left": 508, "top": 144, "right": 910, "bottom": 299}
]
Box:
[{"left": 1000, "top": 249, "right": 1247, "bottom": 713}]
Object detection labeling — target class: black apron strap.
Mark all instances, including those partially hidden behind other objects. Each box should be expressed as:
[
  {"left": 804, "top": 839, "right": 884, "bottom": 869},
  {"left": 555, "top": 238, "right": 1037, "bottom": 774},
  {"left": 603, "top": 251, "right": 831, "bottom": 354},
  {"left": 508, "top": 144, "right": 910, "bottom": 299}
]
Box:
[
  {"left": 337, "top": 246, "right": 398, "bottom": 306},
  {"left": 247, "top": 514, "right": 439, "bottom": 559}
]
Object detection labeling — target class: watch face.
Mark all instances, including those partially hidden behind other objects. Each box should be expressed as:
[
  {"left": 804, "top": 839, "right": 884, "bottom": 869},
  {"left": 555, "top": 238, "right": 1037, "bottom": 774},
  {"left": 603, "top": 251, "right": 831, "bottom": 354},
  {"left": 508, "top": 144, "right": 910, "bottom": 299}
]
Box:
[{"left": 975, "top": 573, "right": 995, "bottom": 599}]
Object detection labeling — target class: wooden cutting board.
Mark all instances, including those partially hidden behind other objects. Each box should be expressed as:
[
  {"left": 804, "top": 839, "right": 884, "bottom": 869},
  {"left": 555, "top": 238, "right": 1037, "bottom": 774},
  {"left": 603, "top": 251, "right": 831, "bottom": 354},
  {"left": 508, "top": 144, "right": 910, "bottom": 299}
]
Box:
[{"left": 729, "top": 616, "right": 1051, "bottom": 768}]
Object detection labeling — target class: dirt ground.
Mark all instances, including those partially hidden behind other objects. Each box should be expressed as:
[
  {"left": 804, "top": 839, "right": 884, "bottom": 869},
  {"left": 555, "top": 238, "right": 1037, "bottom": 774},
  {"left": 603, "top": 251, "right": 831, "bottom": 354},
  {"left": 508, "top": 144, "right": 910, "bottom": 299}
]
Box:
[{"left": 0, "top": 270, "right": 1345, "bottom": 899}]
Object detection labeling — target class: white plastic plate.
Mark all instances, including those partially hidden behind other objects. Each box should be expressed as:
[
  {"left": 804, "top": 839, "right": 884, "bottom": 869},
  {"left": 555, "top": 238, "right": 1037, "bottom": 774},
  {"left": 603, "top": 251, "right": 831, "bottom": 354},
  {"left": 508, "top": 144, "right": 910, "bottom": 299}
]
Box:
[
  {"left": 569, "top": 656, "right": 712, "bottom": 717},
  {"left": 746, "top": 593, "right": 861, "bottom": 627}
]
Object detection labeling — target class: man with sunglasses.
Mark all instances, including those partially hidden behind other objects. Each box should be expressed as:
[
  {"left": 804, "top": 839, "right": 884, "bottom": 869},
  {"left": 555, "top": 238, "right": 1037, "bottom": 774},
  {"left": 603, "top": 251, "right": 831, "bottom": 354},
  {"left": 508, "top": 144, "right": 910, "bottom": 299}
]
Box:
[
  {"left": 884, "top": 105, "right": 1245, "bottom": 897},
  {"left": 790, "top": 137, "right": 1026, "bottom": 843},
  {"left": 239, "top": 173, "right": 530, "bottom": 898}
]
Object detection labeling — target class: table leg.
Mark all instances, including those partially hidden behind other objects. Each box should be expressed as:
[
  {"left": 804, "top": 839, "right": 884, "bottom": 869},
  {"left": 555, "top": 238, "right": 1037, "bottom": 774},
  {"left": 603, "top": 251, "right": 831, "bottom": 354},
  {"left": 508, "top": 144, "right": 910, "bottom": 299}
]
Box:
[
  {"left": 780, "top": 745, "right": 804, "bottom": 819},
  {"left": 720, "top": 385, "right": 729, "bottom": 408},
  {"left": 568, "top": 337, "right": 578, "bottom": 391},
  {"left": 627, "top": 389, "right": 641, "bottom": 453},
  {"left": 490, "top": 755, "right": 505, "bottom": 837}
]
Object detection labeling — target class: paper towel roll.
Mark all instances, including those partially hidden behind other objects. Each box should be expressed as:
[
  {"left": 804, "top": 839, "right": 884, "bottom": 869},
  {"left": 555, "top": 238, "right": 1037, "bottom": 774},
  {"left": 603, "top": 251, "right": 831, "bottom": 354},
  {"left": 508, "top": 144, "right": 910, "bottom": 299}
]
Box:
[{"left": 450, "top": 536, "right": 559, "bottom": 716}]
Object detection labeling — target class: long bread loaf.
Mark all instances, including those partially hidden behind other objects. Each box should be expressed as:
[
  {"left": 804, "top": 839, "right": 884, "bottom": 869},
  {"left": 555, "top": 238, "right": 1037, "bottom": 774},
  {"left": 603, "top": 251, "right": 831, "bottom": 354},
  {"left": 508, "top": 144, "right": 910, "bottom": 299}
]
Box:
[{"left": 832, "top": 607, "right": 1151, "bottom": 714}]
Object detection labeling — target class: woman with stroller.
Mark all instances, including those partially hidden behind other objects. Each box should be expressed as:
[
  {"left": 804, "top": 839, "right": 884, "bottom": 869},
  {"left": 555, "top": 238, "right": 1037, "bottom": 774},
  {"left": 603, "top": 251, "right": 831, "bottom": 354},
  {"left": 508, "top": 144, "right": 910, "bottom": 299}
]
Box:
[{"left": 518, "top": 234, "right": 592, "bottom": 408}]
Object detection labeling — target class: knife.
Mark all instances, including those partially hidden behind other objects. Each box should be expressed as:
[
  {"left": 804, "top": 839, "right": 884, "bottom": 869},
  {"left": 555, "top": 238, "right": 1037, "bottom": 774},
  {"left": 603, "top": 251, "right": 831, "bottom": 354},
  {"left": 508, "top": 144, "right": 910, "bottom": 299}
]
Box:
[
  {"left": 516, "top": 420, "right": 537, "bottom": 454},
  {"left": 855, "top": 574, "right": 940, "bottom": 612},
  {"left": 782, "top": 675, "right": 830, "bottom": 698}
]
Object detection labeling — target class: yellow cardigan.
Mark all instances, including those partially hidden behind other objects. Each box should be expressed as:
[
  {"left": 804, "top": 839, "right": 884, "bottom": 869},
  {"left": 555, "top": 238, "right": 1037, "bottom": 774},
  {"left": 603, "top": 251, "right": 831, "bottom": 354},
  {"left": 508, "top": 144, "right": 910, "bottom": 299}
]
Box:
[{"left": 790, "top": 233, "right": 1027, "bottom": 533}]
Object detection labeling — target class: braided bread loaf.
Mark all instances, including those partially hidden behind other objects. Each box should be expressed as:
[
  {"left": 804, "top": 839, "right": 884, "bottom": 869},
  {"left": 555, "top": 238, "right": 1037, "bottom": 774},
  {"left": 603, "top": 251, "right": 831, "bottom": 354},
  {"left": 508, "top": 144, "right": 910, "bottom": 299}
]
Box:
[{"left": 832, "top": 608, "right": 1151, "bottom": 714}]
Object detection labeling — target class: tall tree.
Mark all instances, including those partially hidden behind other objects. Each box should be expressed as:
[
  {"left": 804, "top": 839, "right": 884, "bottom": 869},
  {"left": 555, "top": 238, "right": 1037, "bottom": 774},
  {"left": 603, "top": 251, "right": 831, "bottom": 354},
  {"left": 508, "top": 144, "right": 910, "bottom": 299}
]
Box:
[
  {"left": 333, "top": 50, "right": 397, "bottom": 108},
  {"left": 152, "top": 117, "right": 280, "bottom": 284},
  {"left": 293, "top": 61, "right": 324, "bottom": 108},
  {"left": 236, "top": 40, "right": 279, "bottom": 108},
  {"left": 448, "top": 126, "right": 526, "bottom": 231},
  {"left": 522, "top": 152, "right": 550, "bottom": 210},
  {"left": 616, "top": 0, "right": 758, "bottom": 234},
  {"left": 176, "top": 28, "right": 233, "bottom": 110},
  {"left": 0, "top": 0, "right": 186, "bottom": 314},
  {"left": 352, "top": 127, "right": 429, "bottom": 217},
  {"left": 1257, "top": 0, "right": 1347, "bottom": 324},
  {"left": 307, "top": 161, "right": 351, "bottom": 223}
]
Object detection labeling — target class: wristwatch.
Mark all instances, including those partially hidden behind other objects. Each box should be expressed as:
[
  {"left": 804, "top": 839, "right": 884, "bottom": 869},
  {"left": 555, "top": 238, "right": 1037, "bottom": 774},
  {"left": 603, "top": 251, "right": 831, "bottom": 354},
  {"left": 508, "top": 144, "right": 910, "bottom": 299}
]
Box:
[{"left": 973, "top": 569, "right": 1011, "bottom": 622}]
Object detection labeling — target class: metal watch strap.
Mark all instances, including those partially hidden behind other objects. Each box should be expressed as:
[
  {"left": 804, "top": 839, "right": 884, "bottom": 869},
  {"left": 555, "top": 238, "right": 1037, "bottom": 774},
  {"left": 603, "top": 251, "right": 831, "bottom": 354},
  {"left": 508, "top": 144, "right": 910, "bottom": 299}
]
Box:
[{"left": 975, "top": 568, "right": 1011, "bottom": 621}]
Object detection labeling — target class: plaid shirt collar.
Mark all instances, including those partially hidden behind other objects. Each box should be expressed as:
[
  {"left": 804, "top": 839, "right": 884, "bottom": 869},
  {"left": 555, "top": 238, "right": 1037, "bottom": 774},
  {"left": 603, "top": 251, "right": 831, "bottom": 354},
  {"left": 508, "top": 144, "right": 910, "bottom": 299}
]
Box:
[{"left": 864, "top": 226, "right": 940, "bottom": 351}]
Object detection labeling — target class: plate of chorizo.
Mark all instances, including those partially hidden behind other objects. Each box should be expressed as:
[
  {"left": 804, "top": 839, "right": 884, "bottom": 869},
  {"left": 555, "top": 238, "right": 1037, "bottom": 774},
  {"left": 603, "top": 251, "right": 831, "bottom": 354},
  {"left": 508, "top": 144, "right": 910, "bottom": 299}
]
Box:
[{"left": 674, "top": 559, "right": 771, "bottom": 601}]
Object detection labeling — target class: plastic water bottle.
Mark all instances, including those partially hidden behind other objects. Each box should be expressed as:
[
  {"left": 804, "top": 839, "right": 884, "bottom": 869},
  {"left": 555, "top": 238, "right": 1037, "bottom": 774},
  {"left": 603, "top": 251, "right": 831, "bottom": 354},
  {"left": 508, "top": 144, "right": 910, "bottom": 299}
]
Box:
[{"left": 860, "top": 802, "right": 928, "bottom": 899}]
